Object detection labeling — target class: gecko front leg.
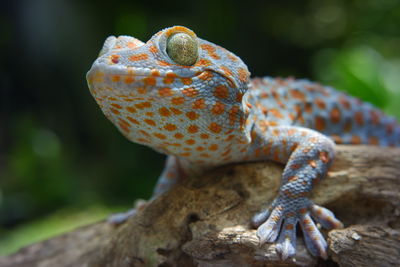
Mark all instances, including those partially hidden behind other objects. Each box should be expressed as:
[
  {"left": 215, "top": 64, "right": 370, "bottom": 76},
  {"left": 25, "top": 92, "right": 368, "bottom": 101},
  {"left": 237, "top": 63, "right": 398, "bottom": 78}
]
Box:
[
  {"left": 250, "top": 125, "right": 343, "bottom": 259},
  {"left": 109, "top": 156, "right": 185, "bottom": 224}
]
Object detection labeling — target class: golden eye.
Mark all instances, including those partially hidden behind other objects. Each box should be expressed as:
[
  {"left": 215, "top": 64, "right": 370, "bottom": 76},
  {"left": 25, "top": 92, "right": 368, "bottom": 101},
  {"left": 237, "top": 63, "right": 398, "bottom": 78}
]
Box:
[{"left": 166, "top": 33, "right": 198, "bottom": 66}]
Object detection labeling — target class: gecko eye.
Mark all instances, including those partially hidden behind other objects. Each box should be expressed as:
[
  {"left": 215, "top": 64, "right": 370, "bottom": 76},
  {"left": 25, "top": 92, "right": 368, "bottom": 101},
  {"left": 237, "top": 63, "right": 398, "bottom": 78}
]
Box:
[{"left": 166, "top": 33, "right": 198, "bottom": 66}]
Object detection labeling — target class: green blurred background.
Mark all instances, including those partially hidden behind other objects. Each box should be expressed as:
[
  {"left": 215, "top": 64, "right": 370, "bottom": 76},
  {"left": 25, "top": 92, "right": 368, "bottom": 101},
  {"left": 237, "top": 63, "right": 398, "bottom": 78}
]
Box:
[{"left": 1, "top": 0, "right": 399, "bottom": 255}]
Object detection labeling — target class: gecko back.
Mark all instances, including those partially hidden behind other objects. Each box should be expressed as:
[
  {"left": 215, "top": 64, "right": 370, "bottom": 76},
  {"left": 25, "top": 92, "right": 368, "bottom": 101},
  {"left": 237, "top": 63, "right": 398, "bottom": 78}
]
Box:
[{"left": 247, "top": 77, "right": 400, "bottom": 147}]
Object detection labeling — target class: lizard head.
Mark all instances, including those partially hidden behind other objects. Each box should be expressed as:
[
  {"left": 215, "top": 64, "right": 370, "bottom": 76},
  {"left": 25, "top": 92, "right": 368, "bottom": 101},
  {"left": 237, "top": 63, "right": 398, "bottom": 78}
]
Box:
[{"left": 86, "top": 26, "right": 251, "bottom": 163}]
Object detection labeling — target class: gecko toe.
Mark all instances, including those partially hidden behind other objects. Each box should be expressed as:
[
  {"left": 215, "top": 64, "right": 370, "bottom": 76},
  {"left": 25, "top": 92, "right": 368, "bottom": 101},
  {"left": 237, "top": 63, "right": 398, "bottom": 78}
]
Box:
[
  {"left": 256, "top": 206, "right": 283, "bottom": 244},
  {"left": 300, "top": 213, "right": 328, "bottom": 259},
  {"left": 275, "top": 219, "right": 297, "bottom": 260},
  {"left": 310, "top": 204, "right": 343, "bottom": 229}
]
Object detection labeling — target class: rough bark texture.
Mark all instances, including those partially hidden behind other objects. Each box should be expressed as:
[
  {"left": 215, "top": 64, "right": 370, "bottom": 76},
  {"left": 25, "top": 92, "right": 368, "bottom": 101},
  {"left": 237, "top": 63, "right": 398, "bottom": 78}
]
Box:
[{"left": 0, "top": 145, "right": 399, "bottom": 267}]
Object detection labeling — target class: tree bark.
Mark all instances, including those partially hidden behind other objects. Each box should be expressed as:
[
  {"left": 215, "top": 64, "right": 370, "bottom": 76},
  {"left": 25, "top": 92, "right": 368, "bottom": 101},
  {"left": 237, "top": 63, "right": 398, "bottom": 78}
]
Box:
[{"left": 1, "top": 145, "right": 399, "bottom": 267}]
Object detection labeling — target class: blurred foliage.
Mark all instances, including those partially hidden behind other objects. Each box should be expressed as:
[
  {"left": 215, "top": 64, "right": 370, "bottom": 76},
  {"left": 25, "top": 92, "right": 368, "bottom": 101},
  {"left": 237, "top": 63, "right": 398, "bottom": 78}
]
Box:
[{"left": 0, "top": 0, "right": 399, "bottom": 255}]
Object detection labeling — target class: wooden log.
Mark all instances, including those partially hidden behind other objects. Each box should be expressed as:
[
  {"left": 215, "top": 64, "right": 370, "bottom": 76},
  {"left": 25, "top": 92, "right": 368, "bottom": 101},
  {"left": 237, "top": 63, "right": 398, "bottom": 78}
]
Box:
[{"left": 1, "top": 145, "right": 399, "bottom": 267}]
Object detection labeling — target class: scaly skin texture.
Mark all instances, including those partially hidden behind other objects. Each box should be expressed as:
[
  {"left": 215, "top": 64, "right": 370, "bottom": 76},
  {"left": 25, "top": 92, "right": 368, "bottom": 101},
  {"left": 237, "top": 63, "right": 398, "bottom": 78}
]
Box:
[{"left": 86, "top": 26, "right": 400, "bottom": 260}]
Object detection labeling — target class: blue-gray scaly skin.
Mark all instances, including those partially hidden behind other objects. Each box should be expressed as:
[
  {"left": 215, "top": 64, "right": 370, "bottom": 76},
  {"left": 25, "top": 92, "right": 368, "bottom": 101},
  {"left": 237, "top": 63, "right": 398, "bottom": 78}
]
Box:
[{"left": 86, "top": 26, "right": 400, "bottom": 260}]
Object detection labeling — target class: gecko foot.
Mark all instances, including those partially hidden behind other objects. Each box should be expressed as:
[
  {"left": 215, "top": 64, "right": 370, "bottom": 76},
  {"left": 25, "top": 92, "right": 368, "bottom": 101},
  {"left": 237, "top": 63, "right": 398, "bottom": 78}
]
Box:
[
  {"left": 107, "top": 199, "right": 147, "bottom": 225},
  {"left": 252, "top": 198, "right": 343, "bottom": 260}
]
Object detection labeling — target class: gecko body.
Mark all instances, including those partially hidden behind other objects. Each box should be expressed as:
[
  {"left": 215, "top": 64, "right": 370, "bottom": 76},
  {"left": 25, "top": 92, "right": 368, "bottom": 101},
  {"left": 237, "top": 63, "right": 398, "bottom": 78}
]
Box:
[{"left": 86, "top": 26, "right": 400, "bottom": 259}]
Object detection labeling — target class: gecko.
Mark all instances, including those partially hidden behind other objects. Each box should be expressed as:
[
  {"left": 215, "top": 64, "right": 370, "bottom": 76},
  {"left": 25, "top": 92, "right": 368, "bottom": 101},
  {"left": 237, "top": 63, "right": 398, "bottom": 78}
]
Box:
[{"left": 86, "top": 26, "right": 400, "bottom": 260}]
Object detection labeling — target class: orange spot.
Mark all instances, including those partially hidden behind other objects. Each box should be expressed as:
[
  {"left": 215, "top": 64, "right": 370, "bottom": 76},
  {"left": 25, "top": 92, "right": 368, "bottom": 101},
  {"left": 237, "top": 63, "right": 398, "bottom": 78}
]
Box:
[
  {"left": 351, "top": 135, "right": 361, "bottom": 145},
  {"left": 127, "top": 116, "right": 140, "bottom": 125},
  {"left": 209, "top": 144, "right": 218, "bottom": 151},
  {"left": 164, "top": 124, "right": 177, "bottom": 131},
  {"left": 180, "top": 152, "right": 191, "bottom": 157},
  {"left": 124, "top": 76, "right": 135, "bottom": 84},
  {"left": 343, "top": 120, "right": 352, "bottom": 132},
  {"left": 369, "top": 136, "right": 379, "bottom": 145},
  {"left": 195, "top": 59, "right": 212, "bottom": 67},
  {"left": 159, "top": 107, "right": 171, "bottom": 117},
  {"left": 272, "top": 129, "right": 280, "bottom": 136},
  {"left": 290, "top": 89, "right": 305, "bottom": 100},
  {"left": 209, "top": 122, "right": 222, "bottom": 133},
  {"left": 118, "top": 119, "right": 130, "bottom": 133},
  {"left": 211, "top": 102, "right": 225, "bottom": 115},
  {"left": 285, "top": 224, "right": 294, "bottom": 230},
  {"left": 144, "top": 119, "right": 156, "bottom": 126},
  {"left": 174, "top": 133, "right": 184, "bottom": 139},
  {"left": 288, "top": 176, "right": 298, "bottom": 182},
  {"left": 171, "top": 97, "right": 185, "bottom": 105},
  {"left": 154, "top": 133, "right": 166, "bottom": 139},
  {"left": 198, "top": 71, "right": 213, "bottom": 81},
  {"left": 200, "top": 133, "right": 209, "bottom": 139},
  {"left": 269, "top": 108, "right": 284, "bottom": 119},
  {"left": 151, "top": 69, "right": 160, "bottom": 77},
  {"left": 129, "top": 53, "right": 149, "bottom": 61},
  {"left": 287, "top": 129, "right": 297, "bottom": 136},
  {"left": 315, "top": 98, "right": 326, "bottom": 109},
  {"left": 149, "top": 45, "right": 158, "bottom": 53},
  {"left": 236, "top": 92, "right": 243, "bottom": 103},
  {"left": 163, "top": 72, "right": 177, "bottom": 84},
  {"left": 110, "top": 108, "right": 120, "bottom": 115},
  {"left": 170, "top": 107, "right": 182, "bottom": 115},
  {"left": 143, "top": 77, "right": 156, "bottom": 86},
  {"left": 304, "top": 102, "right": 312, "bottom": 113},
  {"left": 238, "top": 68, "right": 248, "bottom": 83},
  {"left": 315, "top": 116, "right": 326, "bottom": 131},
  {"left": 386, "top": 124, "right": 394, "bottom": 135},
  {"left": 227, "top": 53, "right": 238, "bottom": 62},
  {"left": 200, "top": 44, "right": 216, "bottom": 52},
  {"left": 139, "top": 130, "right": 150, "bottom": 137},
  {"left": 111, "top": 75, "right": 121, "bottom": 82},
  {"left": 185, "top": 139, "right": 196, "bottom": 145},
  {"left": 135, "top": 102, "right": 152, "bottom": 109},
  {"left": 182, "top": 87, "right": 199, "bottom": 97},
  {"left": 355, "top": 112, "right": 364, "bottom": 126},
  {"left": 339, "top": 95, "right": 351, "bottom": 109},
  {"left": 127, "top": 41, "right": 140, "bottom": 49},
  {"left": 185, "top": 111, "right": 199, "bottom": 120},
  {"left": 330, "top": 107, "right": 341, "bottom": 124},
  {"left": 181, "top": 78, "right": 193, "bottom": 85},
  {"left": 192, "top": 98, "right": 206, "bottom": 109},
  {"left": 137, "top": 138, "right": 149, "bottom": 143},
  {"left": 111, "top": 103, "right": 122, "bottom": 109},
  {"left": 370, "top": 110, "right": 380, "bottom": 125},
  {"left": 221, "top": 66, "right": 233, "bottom": 77},
  {"left": 158, "top": 87, "right": 173, "bottom": 97},
  {"left": 187, "top": 125, "right": 199, "bottom": 134},
  {"left": 214, "top": 85, "right": 229, "bottom": 99},
  {"left": 225, "top": 135, "right": 235, "bottom": 141},
  {"left": 309, "top": 160, "right": 317, "bottom": 168},
  {"left": 157, "top": 60, "right": 172, "bottom": 66},
  {"left": 196, "top": 146, "right": 205, "bottom": 151},
  {"left": 331, "top": 135, "right": 343, "bottom": 144},
  {"left": 228, "top": 106, "right": 239, "bottom": 125},
  {"left": 137, "top": 87, "right": 147, "bottom": 94}
]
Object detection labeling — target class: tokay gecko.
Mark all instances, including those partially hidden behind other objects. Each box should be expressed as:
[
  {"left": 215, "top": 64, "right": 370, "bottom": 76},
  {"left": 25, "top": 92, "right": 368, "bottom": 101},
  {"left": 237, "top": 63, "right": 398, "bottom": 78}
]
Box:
[{"left": 86, "top": 26, "right": 400, "bottom": 259}]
